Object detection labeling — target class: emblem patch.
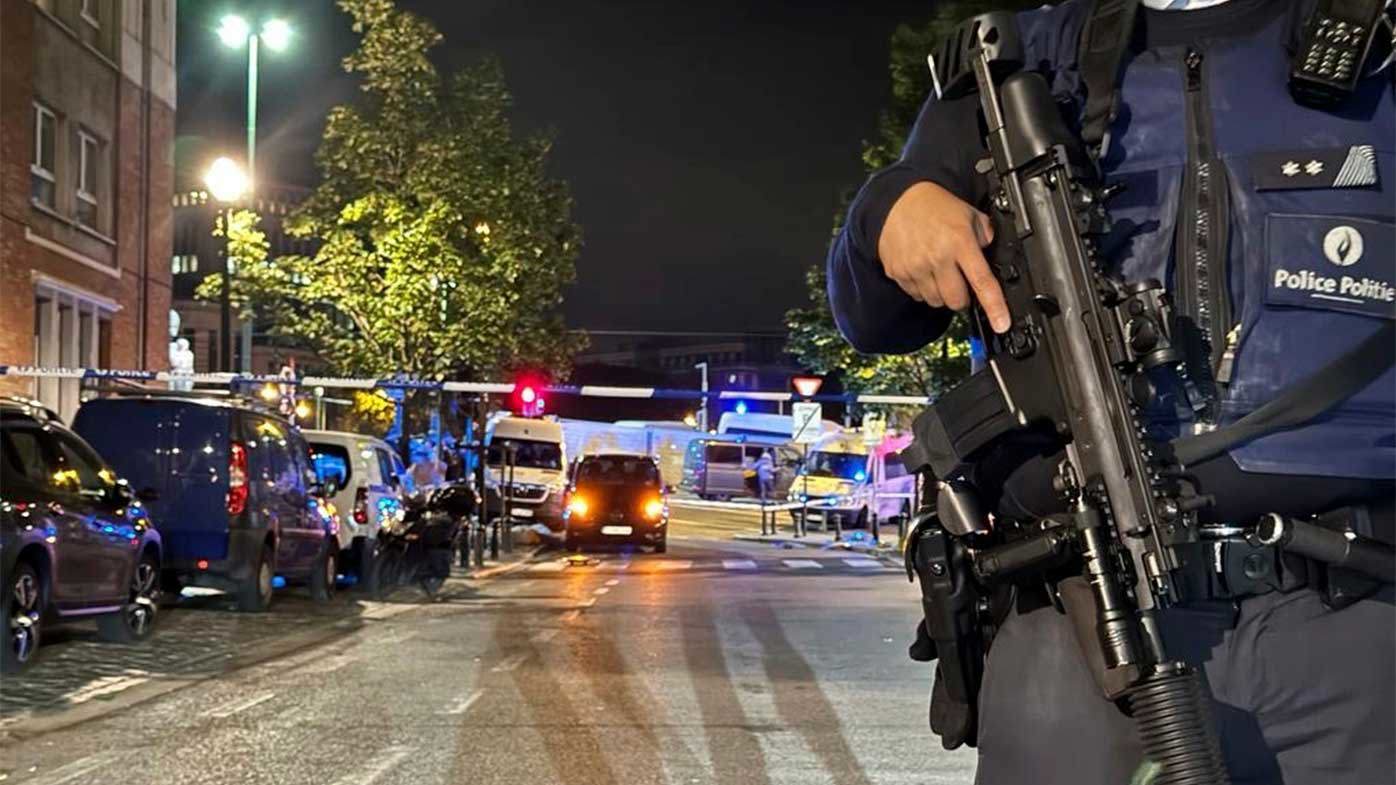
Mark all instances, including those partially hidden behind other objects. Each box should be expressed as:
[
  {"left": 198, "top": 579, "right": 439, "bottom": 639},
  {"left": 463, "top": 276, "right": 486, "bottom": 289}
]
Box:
[{"left": 1323, "top": 226, "right": 1364, "bottom": 267}]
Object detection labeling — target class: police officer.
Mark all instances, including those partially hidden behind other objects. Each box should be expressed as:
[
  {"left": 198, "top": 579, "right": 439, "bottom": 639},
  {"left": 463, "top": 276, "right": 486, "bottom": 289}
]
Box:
[{"left": 827, "top": 0, "right": 1395, "bottom": 782}]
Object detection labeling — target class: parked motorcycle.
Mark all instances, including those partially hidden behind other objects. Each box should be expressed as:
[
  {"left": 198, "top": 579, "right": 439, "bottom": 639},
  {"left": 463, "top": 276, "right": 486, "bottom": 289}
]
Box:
[{"left": 370, "top": 483, "right": 477, "bottom": 600}]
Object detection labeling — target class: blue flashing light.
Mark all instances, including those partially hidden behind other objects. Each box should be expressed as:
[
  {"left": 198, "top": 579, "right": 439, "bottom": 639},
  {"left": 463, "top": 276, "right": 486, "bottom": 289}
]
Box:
[
  {"left": 271, "top": 575, "right": 287, "bottom": 590},
  {"left": 734, "top": 400, "right": 749, "bottom": 415},
  {"left": 853, "top": 470, "right": 867, "bottom": 483}
]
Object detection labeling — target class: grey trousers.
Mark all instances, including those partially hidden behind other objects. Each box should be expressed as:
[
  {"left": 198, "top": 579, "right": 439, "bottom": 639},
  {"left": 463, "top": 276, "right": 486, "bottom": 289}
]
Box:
[{"left": 973, "top": 587, "right": 1396, "bottom": 785}]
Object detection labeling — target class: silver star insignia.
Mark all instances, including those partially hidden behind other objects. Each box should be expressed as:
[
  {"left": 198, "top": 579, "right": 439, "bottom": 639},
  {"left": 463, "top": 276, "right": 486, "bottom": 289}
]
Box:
[
  {"left": 1304, "top": 160, "right": 1324, "bottom": 176},
  {"left": 1281, "top": 161, "right": 1300, "bottom": 177}
]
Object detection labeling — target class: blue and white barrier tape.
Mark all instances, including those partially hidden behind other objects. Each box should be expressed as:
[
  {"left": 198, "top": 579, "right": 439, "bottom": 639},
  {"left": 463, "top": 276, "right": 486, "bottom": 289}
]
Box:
[{"left": 0, "top": 365, "right": 931, "bottom": 405}]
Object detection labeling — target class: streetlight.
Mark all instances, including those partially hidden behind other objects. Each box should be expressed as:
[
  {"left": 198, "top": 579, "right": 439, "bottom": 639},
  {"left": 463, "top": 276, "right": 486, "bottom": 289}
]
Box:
[
  {"left": 217, "top": 13, "right": 291, "bottom": 372},
  {"left": 204, "top": 157, "right": 248, "bottom": 373}
]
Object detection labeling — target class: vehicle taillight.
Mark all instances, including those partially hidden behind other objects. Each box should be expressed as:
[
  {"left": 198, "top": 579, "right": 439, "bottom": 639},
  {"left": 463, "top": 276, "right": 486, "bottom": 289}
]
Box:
[
  {"left": 353, "top": 487, "right": 369, "bottom": 526},
  {"left": 227, "top": 442, "right": 248, "bottom": 516}
]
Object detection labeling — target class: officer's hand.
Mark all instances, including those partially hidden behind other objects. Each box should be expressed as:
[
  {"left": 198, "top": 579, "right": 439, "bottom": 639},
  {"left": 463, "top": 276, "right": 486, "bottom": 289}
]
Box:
[{"left": 878, "top": 181, "right": 1009, "bottom": 333}]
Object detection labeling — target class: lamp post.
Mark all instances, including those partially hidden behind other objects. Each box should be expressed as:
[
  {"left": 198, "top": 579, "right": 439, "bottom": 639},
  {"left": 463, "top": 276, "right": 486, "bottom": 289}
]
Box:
[
  {"left": 204, "top": 157, "right": 249, "bottom": 373},
  {"left": 694, "top": 361, "right": 709, "bottom": 432},
  {"left": 217, "top": 14, "right": 291, "bottom": 372}
]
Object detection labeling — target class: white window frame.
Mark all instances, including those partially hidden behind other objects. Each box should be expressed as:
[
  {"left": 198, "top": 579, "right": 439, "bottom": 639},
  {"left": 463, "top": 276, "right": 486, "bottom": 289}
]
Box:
[
  {"left": 76, "top": 130, "right": 98, "bottom": 205},
  {"left": 31, "top": 103, "right": 55, "bottom": 184},
  {"left": 80, "top": 0, "right": 99, "bottom": 29}
]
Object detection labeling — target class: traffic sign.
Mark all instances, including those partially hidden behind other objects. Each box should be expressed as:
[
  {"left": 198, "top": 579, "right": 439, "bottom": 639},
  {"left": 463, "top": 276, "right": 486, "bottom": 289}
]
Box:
[
  {"left": 862, "top": 413, "right": 886, "bottom": 445},
  {"left": 792, "top": 401, "right": 823, "bottom": 444}
]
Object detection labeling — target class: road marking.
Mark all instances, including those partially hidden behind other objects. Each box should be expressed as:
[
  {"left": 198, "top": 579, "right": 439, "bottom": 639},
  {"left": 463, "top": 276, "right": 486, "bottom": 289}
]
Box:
[
  {"left": 530, "top": 629, "right": 560, "bottom": 644},
  {"left": 560, "top": 609, "right": 583, "bottom": 623},
  {"left": 529, "top": 560, "right": 567, "bottom": 573},
  {"left": 492, "top": 652, "right": 530, "bottom": 672},
  {"left": 26, "top": 752, "right": 124, "bottom": 785},
  {"left": 593, "top": 587, "right": 610, "bottom": 595},
  {"left": 723, "top": 559, "right": 758, "bottom": 570},
  {"left": 842, "top": 558, "right": 883, "bottom": 569},
  {"left": 654, "top": 560, "right": 693, "bottom": 571},
  {"left": 782, "top": 559, "right": 822, "bottom": 569},
  {"left": 329, "top": 745, "right": 413, "bottom": 785},
  {"left": 203, "top": 692, "right": 276, "bottom": 719},
  {"left": 61, "top": 670, "right": 150, "bottom": 707},
  {"left": 441, "top": 689, "right": 483, "bottom": 716},
  {"left": 604, "top": 578, "right": 620, "bottom": 586},
  {"left": 599, "top": 560, "right": 630, "bottom": 572}
]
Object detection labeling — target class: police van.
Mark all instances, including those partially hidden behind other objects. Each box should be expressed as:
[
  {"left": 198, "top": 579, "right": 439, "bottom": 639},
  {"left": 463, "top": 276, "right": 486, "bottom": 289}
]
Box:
[{"left": 483, "top": 414, "right": 567, "bottom": 530}]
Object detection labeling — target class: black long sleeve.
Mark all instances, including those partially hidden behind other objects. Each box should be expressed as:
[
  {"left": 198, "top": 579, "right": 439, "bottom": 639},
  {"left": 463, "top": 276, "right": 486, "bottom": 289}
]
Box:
[{"left": 827, "top": 91, "right": 988, "bottom": 354}]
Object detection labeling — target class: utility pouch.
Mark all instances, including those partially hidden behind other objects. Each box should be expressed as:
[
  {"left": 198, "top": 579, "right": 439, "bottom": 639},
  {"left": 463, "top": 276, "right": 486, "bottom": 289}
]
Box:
[{"left": 905, "top": 512, "right": 987, "bottom": 749}]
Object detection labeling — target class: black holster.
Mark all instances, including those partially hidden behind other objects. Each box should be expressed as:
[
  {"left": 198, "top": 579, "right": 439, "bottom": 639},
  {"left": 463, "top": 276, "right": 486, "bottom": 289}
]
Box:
[{"left": 906, "top": 512, "right": 988, "bottom": 749}]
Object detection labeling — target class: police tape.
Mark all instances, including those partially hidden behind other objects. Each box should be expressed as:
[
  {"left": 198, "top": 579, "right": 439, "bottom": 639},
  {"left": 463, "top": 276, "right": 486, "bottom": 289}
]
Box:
[
  {"left": 0, "top": 365, "right": 932, "bottom": 405},
  {"left": 667, "top": 496, "right": 845, "bottom": 514}
]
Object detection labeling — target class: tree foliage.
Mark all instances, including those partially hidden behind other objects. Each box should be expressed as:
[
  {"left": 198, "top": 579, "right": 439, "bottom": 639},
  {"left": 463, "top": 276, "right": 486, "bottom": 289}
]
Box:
[
  {"left": 785, "top": 1, "right": 1040, "bottom": 403},
  {"left": 208, "top": 0, "right": 583, "bottom": 380},
  {"left": 196, "top": 209, "right": 271, "bottom": 321}
]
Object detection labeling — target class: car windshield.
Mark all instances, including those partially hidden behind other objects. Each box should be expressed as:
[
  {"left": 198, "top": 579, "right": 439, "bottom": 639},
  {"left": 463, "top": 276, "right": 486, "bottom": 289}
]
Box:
[
  {"left": 487, "top": 438, "right": 562, "bottom": 470},
  {"left": 807, "top": 451, "right": 867, "bottom": 481},
  {"left": 576, "top": 456, "right": 659, "bottom": 486}
]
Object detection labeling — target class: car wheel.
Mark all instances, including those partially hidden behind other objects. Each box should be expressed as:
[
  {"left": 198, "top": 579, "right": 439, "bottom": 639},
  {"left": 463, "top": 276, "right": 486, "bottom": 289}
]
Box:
[
  {"left": 97, "top": 551, "right": 160, "bottom": 643},
  {"left": 2, "top": 561, "right": 44, "bottom": 674},
  {"left": 236, "top": 545, "right": 275, "bottom": 613},
  {"left": 310, "top": 545, "right": 337, "bottom": 602},
  {"left": 652, "top": 537, "right": 667, "bottom": 554}
]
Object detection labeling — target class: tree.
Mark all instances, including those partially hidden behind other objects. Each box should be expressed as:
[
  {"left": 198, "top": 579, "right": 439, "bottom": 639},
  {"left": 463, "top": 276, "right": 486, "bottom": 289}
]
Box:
[
  {"left": 785, "top": 1, "right": 1040, "bottom": 406},
  {"left": 207, "top": 0, "right": 584, "bottom": 381},
  {"left": 197, "top": 209, "right": 272, "bottom": 322}
]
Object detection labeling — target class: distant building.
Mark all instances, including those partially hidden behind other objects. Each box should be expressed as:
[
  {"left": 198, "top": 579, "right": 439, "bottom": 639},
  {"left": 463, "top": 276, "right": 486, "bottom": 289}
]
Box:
[
  {"left": 575, "top": 332, "right": 800, "bottom": 393},
  {"left": 169, "top": 181, "right": 319, "bottom": 374},
  {"left": 0, "top": 0, "right": 177, "bottom": 420}
]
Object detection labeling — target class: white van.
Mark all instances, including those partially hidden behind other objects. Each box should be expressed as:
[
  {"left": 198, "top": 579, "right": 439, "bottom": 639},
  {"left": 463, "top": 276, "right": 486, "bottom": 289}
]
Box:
[
  {"left": 483, "top": 414, "right": 568, "bottom": 530},
  {"left": 304, "top": 430, "right": 407, "bottom": 578},
  {"left": 789, "top": 431, "right": 917, "bottom": 529}
]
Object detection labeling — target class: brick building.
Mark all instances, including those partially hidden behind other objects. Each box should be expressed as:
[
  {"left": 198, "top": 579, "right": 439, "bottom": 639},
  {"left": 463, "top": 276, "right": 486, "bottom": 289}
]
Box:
[{"left": 0, "top": 0, "right": 175, "bottom": 420}]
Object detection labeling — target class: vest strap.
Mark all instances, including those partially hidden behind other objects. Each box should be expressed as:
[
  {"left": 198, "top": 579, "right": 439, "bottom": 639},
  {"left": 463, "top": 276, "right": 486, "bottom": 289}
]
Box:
[
  {"left": 1172, "top": 321, "right": 1396, "bottom": 467},
  {"left": 1078, "top": 0, "right": 1142, "bottom": 157}
]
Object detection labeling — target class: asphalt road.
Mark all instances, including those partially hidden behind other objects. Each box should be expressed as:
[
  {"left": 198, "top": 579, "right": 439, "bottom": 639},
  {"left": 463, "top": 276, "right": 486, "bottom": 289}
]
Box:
[{"left": 0, "top": 511, "right": 974, "bottom": 785}]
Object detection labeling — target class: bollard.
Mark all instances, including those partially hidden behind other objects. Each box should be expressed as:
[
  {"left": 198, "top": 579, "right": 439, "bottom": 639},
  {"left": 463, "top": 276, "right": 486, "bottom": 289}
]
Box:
[
  {"left": 833, "top": 505, "right": 841, "bottom": 542},
  {"left": 503, "top": 446, "right": 516, "bottom": 553}
]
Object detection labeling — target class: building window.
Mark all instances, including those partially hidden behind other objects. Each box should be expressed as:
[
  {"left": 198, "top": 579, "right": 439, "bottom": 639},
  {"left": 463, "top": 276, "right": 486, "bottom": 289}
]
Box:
[
  {"left": 172, "top": 255, "right": 200, "bottom": 274},
  {"left": 33, "top": 286, "right": 114, "bottom": 422},
  {"left": 76, "top": 130, "right": 100, "bottom": 229},
  {"left": 80, "top": 0, "right": 99, "bottom": 28},
  {"left": 31, "top": 103, "right": 56, "bottom": 208}
]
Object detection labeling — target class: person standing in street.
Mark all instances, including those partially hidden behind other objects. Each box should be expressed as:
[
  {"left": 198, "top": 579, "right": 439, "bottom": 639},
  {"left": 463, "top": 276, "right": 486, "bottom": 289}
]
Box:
[
  {"left": 755, "top": 449, "right": 777, "bottom": 505},
  {"left": 826, "top": 0, "right": 1395, "bottom": 783}
]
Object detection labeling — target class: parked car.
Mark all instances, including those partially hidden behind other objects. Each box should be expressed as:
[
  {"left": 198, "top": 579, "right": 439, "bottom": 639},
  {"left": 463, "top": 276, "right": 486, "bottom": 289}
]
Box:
[
  {"left": 304, "top": 430, "right": 405, "bottom": 580},
  {"left": 1, "top": 398, "right": 164, "bottom": 673},
  {"left": 789, "top": 431, "right": 917, "bottom": 529},
  {"left": 483, "top": 414, "right": 567, "bottom": 530},
  {"left": 563, "top": 453, "right": 668, "bottom": 553},
  {"left": 72, "top": 393, "right": 338, "bottom": 612},
  {"left": 680, "top": 437, "right": 799, "bottom": 501}
]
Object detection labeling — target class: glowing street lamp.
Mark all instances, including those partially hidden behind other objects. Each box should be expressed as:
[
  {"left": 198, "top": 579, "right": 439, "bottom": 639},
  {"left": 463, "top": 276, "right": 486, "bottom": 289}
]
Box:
[
  {"left": 217, "top": 12, "right": 292, "bottom": 372},
  {"left": 204, "top": 156, "right": 249, "bottom": 203}
]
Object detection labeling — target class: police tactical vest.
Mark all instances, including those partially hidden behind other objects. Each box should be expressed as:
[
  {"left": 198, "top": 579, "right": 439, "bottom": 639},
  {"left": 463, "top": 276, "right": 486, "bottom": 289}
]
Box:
[{"left": 1016, "top": 0, "right": 1395, "bottom": 479}]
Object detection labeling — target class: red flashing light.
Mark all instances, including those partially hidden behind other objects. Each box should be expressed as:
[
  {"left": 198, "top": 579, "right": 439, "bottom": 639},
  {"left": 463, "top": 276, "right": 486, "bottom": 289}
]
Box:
[
  {"left": 520, "top": 386, "right": 537, "bottom": 404},
  {"left": 197, "top": 559, "right": 210, "bottom": 571}
]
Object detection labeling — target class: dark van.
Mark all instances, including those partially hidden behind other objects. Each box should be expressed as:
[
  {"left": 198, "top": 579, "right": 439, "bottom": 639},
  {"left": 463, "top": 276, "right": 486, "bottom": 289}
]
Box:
[
  {"left": 72, "top": 395, "right": 337, "bottom": 612},
  {"left": 680, "top": 437, "right": 799, "bottom": 501}
]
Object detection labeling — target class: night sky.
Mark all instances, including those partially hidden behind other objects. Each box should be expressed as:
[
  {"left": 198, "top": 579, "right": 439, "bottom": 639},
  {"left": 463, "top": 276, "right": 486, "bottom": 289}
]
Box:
[{"left": 176, "top": 0, "right": 935, "bottom": 334}]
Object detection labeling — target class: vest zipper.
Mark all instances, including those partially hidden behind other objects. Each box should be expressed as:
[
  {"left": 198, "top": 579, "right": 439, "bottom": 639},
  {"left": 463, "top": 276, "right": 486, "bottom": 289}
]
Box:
[{"left": 1176, "top": 47, "right": 1232, "bottom": 420}]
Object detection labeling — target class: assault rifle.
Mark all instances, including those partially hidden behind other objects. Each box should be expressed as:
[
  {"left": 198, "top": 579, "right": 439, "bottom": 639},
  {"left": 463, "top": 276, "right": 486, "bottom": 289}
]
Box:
[{"left": 901, "top": 13, "right": 1231, "bottom": 784}]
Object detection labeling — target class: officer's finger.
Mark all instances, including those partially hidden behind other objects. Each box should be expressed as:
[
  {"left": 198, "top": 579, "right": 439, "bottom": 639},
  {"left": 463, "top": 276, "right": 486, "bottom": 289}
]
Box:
[
  {"left": 917, "top": 270, "right": 945, "bottom": 309},
  {"left": 974, "top": 211, "right": 995, "bottom": 247},
  {"left": 958, "top": 242, "right": 1010, "bottom": 333},
  {"left": 937, "top": 261, "right": 972, "bottom": 312}
]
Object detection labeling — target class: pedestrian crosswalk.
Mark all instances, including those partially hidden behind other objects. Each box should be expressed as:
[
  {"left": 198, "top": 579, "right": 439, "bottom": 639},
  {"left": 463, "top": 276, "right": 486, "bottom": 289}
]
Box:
[{"left": 526, "top": 555, "right": 898, "bottom": 575}]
